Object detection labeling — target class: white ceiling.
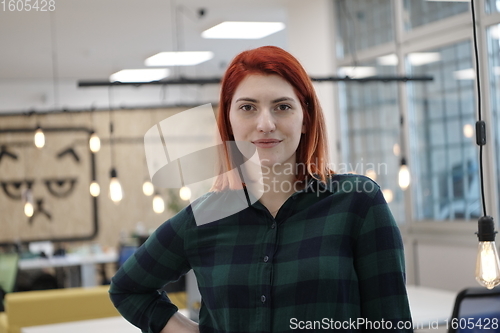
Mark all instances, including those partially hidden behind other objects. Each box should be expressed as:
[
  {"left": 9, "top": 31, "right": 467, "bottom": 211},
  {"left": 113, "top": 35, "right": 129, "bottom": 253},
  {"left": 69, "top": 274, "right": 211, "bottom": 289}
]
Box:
[{"left": 0, "top": 0, "right": 289, "bottom": 82}]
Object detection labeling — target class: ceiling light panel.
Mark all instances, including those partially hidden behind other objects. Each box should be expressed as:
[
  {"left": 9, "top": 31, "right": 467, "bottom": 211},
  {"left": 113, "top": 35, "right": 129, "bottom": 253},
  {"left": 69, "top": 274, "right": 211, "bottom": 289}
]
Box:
[
  {"left": 202, "top": 21, "right": 285, "bottom": 39},
  {"left": 145, "top": 51, "right": 214, "bottom": 67},
  {"left": 109, "top": 69, "right": 170, "bottom": 83},
  {"left": 407, "top": 52, "right": 441, "bottom": 66}
]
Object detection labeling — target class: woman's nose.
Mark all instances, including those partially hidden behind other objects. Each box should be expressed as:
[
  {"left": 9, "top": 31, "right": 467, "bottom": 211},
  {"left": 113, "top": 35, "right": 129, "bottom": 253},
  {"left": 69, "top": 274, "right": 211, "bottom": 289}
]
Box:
[{"left": 256, "top": 110, "right": 276, "bottom": 134}]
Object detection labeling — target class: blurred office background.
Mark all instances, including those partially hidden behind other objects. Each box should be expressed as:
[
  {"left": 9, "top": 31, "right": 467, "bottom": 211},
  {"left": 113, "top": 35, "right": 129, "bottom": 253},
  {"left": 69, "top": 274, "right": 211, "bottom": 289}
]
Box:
[{"left": 1, "top": 0, "right": 500, "bottom": 295}]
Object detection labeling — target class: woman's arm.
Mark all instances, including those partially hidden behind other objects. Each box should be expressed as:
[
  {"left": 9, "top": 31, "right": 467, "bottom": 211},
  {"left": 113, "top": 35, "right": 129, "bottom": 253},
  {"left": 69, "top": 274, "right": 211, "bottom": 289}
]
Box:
[
  {"left": 109, "top": 208, "right": 193, "bottom": 333},
  {"left": 353, "top": 182, "right": 413, "bottom": 332}
]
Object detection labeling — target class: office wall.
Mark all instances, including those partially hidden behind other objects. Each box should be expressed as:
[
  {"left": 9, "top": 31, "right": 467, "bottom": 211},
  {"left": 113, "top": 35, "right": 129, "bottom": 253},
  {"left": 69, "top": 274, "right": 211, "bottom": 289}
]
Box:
[{"left": 0, "top": 107, "right": 197, "bottom": 249}]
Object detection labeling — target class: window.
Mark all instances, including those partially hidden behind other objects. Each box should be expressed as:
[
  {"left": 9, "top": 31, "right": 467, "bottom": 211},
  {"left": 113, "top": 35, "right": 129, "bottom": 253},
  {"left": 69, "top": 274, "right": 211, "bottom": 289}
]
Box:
[
  {"left": 339, "top": 59, "right": 404, "bottom": 222},
  {"left": 335, "top": 0, "right": 394, "bottom": 58},
  {"left": 406, "top": 41, "right": 480, "bottom": 221},
  {"left": 486, "top": 0, "right": 500, "bottom": 14},
  {"left": 487, "top": 24, "right": 500, "bottom": 217},
  {"left": 403, "top": 0, "right": 469, "bottom": 31}
]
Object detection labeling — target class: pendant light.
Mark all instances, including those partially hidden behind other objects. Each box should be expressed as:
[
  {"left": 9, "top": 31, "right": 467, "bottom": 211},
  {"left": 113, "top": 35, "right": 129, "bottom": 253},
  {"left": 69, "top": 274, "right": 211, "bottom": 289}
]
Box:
[
  {"left": 89, "top": 131, "right": 101, "bottom": 153},
  {"left": 469, "top": 0, "right": 500, "bottom": 289},
  {"left": 109, "top": 168, "right": 123, "bottom": 203},
  {"left": 153, "top": 192, "right": 165, "bottom": 214},
  {"left": 398, "top": 158, "right": 410, "bottom": 190},
  {"left": 34, "top": 126, "right": 45, "bottom": 148},
  {"left": 143, "top": 180, "right": 154, "bottom": 196}
]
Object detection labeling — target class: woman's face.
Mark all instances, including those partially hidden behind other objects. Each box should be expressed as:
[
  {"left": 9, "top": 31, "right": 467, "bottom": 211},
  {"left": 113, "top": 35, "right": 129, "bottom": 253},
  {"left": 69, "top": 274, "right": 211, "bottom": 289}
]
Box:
[{"left": 229, "top": 74, "right": 304, "bottom": 171}]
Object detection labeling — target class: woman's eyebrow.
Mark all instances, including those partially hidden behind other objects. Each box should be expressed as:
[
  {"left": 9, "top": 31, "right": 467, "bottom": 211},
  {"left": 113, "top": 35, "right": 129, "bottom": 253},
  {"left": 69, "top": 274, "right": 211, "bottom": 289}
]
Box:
[{"left": 234, "top": 97, "right": 296, "bottom": 103}]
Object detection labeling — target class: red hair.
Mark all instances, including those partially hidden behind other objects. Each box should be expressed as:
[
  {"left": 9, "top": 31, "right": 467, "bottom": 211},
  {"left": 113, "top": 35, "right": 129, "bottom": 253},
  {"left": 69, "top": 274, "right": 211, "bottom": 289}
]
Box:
[{"left": 212, "top": 46, "right": 333, "bottom": 190}]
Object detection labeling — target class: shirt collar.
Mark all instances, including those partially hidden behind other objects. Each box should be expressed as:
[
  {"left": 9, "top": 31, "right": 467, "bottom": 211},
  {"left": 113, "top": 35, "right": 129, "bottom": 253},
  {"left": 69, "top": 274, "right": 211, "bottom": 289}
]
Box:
[{"left": 294, "top": 175, "right": 337, "bottom": 195}]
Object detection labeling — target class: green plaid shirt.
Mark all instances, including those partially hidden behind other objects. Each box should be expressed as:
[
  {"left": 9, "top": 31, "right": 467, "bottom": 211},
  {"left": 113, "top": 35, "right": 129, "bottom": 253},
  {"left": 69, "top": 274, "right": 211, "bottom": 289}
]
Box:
[{"left": 109, "top": 174, "right": 413, "bottom": 333}]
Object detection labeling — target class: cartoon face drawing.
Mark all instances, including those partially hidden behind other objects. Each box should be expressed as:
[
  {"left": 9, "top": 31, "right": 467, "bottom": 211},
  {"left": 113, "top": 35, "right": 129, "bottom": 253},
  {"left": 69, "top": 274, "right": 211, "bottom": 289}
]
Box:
[{"left": 0, "top": 128, "right": 97, "bottom": 245}]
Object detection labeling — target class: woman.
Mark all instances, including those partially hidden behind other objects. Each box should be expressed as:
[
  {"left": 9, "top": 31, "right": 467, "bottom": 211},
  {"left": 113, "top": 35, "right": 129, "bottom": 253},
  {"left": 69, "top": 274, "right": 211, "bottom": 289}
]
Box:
[{"left": 109, "top": 46, "right": 413, "bottom": 333}]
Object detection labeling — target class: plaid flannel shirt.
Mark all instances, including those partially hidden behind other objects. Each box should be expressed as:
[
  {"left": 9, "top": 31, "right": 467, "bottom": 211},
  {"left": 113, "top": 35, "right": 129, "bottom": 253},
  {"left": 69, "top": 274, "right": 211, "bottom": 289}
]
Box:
[{"left": 109, "top": 174, "right": 413, "bottom": 333}]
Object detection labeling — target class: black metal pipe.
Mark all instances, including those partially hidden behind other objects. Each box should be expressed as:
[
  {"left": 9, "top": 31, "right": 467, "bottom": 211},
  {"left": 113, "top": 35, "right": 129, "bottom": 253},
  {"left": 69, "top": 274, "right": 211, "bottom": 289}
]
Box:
[{"left": 78, "top": 75, "right": 434, "bottom": 87}]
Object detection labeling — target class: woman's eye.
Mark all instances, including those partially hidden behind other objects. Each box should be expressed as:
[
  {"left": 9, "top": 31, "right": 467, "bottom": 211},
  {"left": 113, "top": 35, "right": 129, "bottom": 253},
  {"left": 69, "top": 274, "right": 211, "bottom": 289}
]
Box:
[
  {"left": 240, "top": 104, "right": 254, "bottom": 111},
  {"left": 276, "top": 104, "right": 291, "bottom": 111}
]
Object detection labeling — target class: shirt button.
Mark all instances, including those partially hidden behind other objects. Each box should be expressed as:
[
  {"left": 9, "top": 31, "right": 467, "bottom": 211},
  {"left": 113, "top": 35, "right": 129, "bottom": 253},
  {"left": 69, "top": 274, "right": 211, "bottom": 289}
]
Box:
[
  {"left": 261, "top": 295, "right": 266, "bottom": 303},
  {"left": 263, "top": 255, "right": 269, "bottom": 263},
  {"left": 271, "top": 222, "right": 276, "bottom": 229}
]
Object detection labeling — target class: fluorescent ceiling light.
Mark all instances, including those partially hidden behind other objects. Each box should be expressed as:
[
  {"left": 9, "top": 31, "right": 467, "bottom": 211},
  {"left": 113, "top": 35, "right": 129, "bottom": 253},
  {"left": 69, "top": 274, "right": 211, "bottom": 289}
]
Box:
[
  {"left": 453, "top": 68, "right": 475, "bottom": 80},
  {"left": 494, "top": 67, "right": 500, "bottom": 76},
  {"left": 426, "top": 0, "right": 469, "bottom": 2},
  {"left": 145, "top": 51, "right": 214, "bottom": 67},
  {"left": 407, "top": 52, "right": 441, "bottom": 66},
  {"left": 377, "top": 54, "right": 398, "bottom": 66},
  {"left": 202, "top": 21, "right": 285, "bottom": 39},
  {"left": 338, "top": 66, "right": 376, "bottom": 78},
  {"left": 110, "top": 69, "right": 170, "bottom": 83}
]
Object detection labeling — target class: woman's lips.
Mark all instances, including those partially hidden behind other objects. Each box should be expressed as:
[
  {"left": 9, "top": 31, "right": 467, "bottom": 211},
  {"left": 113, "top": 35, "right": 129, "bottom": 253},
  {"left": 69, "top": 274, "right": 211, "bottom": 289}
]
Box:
[{"left": 252, "top": 139, "right": 281, "bottom": 148}]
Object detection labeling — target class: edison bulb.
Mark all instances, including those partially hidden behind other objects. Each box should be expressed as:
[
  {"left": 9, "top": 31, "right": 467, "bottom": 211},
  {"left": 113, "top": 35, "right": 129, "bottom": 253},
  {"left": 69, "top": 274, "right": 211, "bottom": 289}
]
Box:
[
  {"left": 476, "top": 241, "right": 500, "bottom": 289},
  {"left": 398, "top": 164, "right": 410, "bottom": 190},
  {"left": 90, "top": 181, "right": 100, "bottom": 197},
  {"left": 365, "top": 169, "right": 377, "bottom": 181},
  {"left": 142, "top": 181, "right": 154, "bottom": 196},
  {"left": 463, "top": 124, "right": 474, "bottom": 138},
  {"left": 382, "top": 189, "right": 394, "bottom": 203},
  {"left": 89, "top": 132, "right": 101, "bottom": 153},
  {"left": 153, "top": 194, "right": 165, "bottom": 214},
  {"left": 34, "top": 127, "right": 45, "bottom": 148},
  {"left": 24, "top": 201, "right": 34, "bottom": 217},
  {"left": 179, "top": 186, "right": 191, "bottom": 201}
]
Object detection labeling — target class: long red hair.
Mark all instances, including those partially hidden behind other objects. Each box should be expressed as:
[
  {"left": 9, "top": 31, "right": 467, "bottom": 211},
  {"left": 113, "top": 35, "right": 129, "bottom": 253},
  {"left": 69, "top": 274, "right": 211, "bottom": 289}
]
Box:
[{"left": 212, "top": 46, "right": 333, "bottom": 191}]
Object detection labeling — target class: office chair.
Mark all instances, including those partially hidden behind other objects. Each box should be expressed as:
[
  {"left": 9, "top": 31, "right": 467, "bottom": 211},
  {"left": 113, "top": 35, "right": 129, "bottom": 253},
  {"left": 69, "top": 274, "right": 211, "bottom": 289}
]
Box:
[
  {"left": 448, "top": 286, "right": 500, "bottom": 333},
  {"left": 0, "top": 253, "right": 19, "bottom": 311}
]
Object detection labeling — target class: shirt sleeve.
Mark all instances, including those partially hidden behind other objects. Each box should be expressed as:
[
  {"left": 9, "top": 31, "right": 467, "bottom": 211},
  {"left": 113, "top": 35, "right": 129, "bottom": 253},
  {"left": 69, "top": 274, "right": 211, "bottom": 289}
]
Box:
[
  {"left": 353, "top": 179, "right": 413, "bottom": 332},
  {"left": 109, "top": 207, "right": 193, "bottom": 333}
]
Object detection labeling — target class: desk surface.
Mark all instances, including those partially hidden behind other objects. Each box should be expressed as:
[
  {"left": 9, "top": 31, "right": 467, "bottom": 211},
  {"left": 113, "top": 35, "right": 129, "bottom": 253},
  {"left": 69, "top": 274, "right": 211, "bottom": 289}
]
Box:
[
  {"left": 21, "top": 310, "right": 190, "bottom": 333},
  {"left": 18, "top": 252, "right": 118, "bottom": 270},
  {"left": 19, "top": 286, "right": 454, "bottom": 332},
  {"left": 407, "top": 285, "right": 457, "bottom": 330}
]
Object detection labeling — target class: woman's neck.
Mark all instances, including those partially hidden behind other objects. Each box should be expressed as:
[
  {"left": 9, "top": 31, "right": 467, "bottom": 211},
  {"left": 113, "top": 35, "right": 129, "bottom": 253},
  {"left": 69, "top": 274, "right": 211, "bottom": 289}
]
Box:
[{"left": 258, "top": 171, "right": 303, "bottom": 217}]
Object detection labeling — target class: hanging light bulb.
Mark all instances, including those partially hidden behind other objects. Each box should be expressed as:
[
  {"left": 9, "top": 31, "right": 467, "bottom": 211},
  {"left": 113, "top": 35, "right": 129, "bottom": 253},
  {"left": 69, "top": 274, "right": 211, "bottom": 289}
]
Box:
[
  {"left": 89, "top": 131, "right": 101, "bottom": 153},
  {"left": 476, "top": 216, "right": 500, "bottom": 289},
  {"left": 109, "top": 168, "right": 123, "bottom": 203},
  {"left": 463, "top": 124, "right": 474, "bottom": 138},
  {"left": 142, "top": 180, "right": 154, "bottom": 196},
  {"left": 365, "top": 169, "right": 377, "bottom": 181},
  {"left": 382, "top": 189, "right": 394, "bottom": 203},
  {"left": 89, "top": 181, "right": 100, "bottom": 197},
  {"left": 179, "top": 186, "right": 191, "bottom": 201},
  {"left": 152, "top": 193, "right": 165, "bottom": 214},
  {"left": 23, "top": 188, "right": 34, "bottom": 217},
  {"left": 398, "top": 158, "right": 410, "bottom": 190},
  {"left": 34, "top": 126, "right": 45, "bottom": 148},
  {"left": 393, "top": 143, "right": 400, "bottom": 156},
  {"left": 24, "top": 201, "right": 34, "bottom": 217}
]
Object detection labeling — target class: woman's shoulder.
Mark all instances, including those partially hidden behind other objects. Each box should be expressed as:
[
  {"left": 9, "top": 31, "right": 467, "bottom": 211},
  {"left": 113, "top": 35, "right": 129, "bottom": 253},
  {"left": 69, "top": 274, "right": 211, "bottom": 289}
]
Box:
[{"left": 327, "top": 173, "right": 381, "bottom": 197}]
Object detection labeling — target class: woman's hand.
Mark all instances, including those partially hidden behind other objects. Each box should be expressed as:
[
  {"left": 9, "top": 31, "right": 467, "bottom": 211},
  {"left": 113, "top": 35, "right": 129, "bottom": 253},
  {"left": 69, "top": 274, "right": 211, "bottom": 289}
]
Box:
[{"left": 160, "top": 312, "right": 199, "bottom": 333}]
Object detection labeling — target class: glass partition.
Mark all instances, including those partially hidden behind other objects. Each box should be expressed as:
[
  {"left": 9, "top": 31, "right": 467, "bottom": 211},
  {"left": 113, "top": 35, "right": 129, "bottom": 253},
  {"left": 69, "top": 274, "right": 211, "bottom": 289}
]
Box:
[
  {"left": 403, "top": 0, "right": 469, "bottom": 31},
  {"left": 338, "top": 59, "right": 404, "bottom": 222},
  {"left": 406, "top": 41, "right": 480, "bottom": 221},
  {"left": 335, "top": 0, "right": 394, "bottom": 58}
]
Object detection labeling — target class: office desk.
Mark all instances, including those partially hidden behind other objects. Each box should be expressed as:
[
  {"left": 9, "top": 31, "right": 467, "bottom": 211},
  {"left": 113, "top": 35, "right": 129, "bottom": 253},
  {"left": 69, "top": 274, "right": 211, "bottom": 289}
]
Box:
[
  {"left": 407, "top": 285, "right": 457, "bottom": 332},
  {"left": 19, "top": 252, "right": 118, "bottom": 287},
  {"left": 20, "top": 310, "right": 190, "bottom": 333}
]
